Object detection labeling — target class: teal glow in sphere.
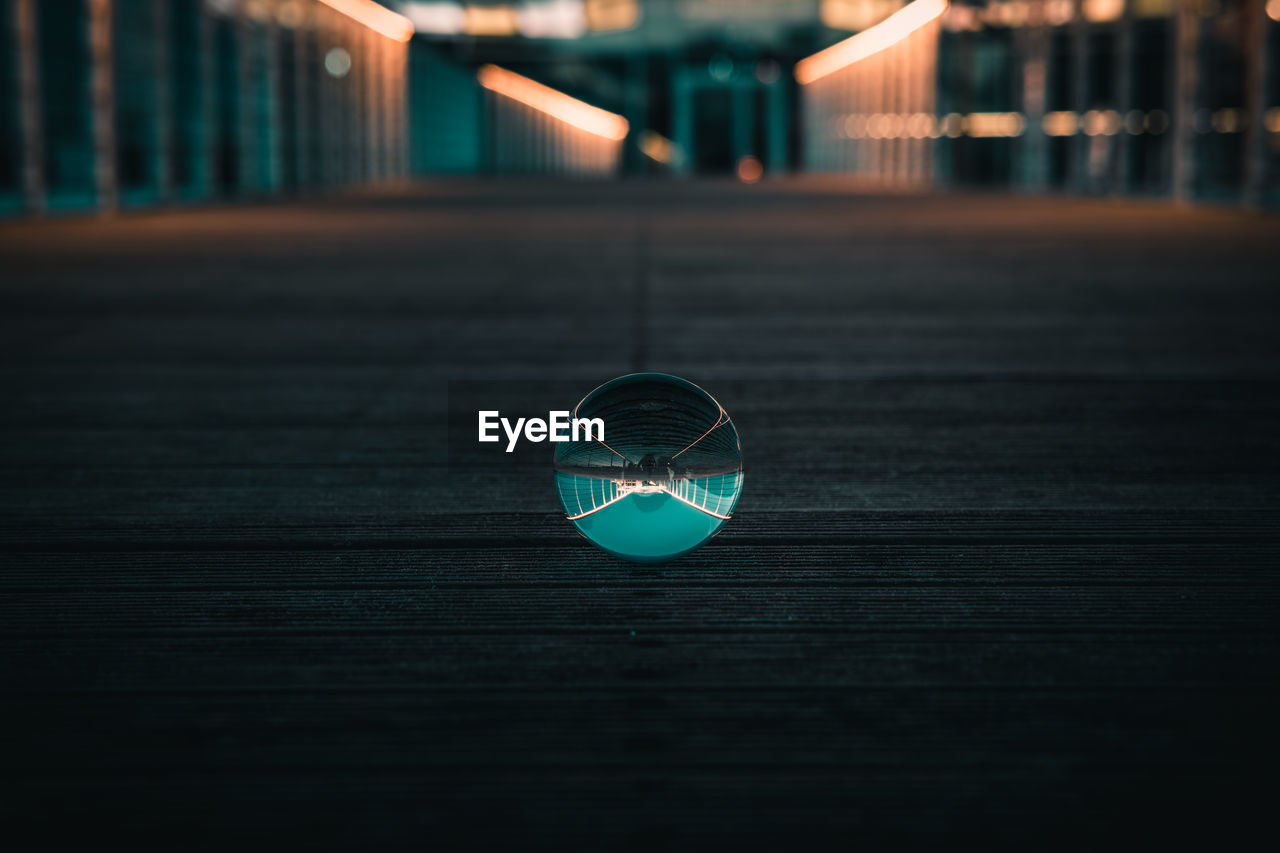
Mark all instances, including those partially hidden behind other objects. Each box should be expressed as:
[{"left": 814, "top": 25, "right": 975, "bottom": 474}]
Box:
[{"left": 554, "top": 373, "right": 743, "bottom": 563}]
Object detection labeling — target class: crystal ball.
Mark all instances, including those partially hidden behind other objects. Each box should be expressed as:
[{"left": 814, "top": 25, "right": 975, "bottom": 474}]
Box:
[{"left": 554, "top": 373, "right": 743, "bottom": 563}]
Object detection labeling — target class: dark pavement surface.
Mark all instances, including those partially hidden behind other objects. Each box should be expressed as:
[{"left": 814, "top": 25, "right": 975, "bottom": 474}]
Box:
[{"left": 2, "top": 180, "right": 1279, "bottom": 847}]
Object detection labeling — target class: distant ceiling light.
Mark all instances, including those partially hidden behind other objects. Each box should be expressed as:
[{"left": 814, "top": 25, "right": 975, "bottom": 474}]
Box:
[
  {"left": 517, "top": 0, "right": 587, "bottom": 38},
  {"left": 585, "top": 0, "right": 638, "bottom": 32},
  {"left": 1044, "top": 0, "right": 1074, "bottom": 25},
  {"left": 402, "top": 1, "right": 466, "bottom": 35},
  {"left": 1083, "top": 0, "right": 1124, "bottom": 23},
  {"left": 821, "top": 0, "right": 892, "bottom": 32},
  {"left": 324, "top": 47, "right": 353, "bottom": 78},
  {"left": 465, "top": 4, "right": 518, "bottom": 36},
  {"left": 1002, "top": 1, "right": 1029, "bottom": 27}
]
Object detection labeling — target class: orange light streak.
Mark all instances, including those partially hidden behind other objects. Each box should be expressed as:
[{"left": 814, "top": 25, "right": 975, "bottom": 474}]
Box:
[
  {"left": 795, "top": 0, "right": 948, "bottom": 85},
  {"left": 318, "top": 0, "right": 415, "bottom": 42},
  {"left": 477, "top": 65, "right": 629, "bottom": 142},
  {"left": 640, "top": 130, "right": 674, "bottom": 164}
]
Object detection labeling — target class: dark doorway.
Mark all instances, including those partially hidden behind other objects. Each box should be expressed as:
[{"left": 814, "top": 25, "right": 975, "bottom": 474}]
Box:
[{"left": 693, "top": 87, "right": 733, "bottom": 174}]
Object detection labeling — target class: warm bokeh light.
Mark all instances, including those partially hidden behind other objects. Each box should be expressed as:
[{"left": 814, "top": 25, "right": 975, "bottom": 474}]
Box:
[
  {"left": 821, "top": 0, "right": 902, "bottom": 32},
  {"left": 1082, "top": 109, "right": 1121, "bottom": 136},
  {"left": 1268, "top": 0, "right": 1280, "bottom": 23},
  {"left": 518, "top": 0, "right": 588, "bottom": 38},
  {"left": 1044, "top": 0, "right": 1074, "bottom": 25},
  {"left": 736, "top": 156, "right": 764, "bottom": 184},
  {"left": 586, "top": 0, "right": 639, "bottom": 31},
  {"left": 640, "top": 131, "right": 675, "bottom": 164},
  {"left": 966, "top": 112, "right": 1025, "bottom": 138},
  {"left": 796, "top": 0, "right": 948, "bottom": 85},
  {"left": 477, "top": 65, "right": 629, "bottom": 141},
  {"left": 1211, "top": 108, "right": 1243, "bottom": 134},
  {"left": 464, "top": 4, "right": 518, "bottom": 36},
  {"left": 1042, "top": 111, "right": 1079, "bottom": 136},
  {"left": 401, "top": 2, "right": 467, "bottom": 35},
  {"left": 318, "top": 0, "right": 415, "bottom": 41},
  {"left": 1266, "top": 108, "right": 1280, "bottom": 134},
  {"left": 1083, "top": 0, "right": 1124, "bottom": 23}
]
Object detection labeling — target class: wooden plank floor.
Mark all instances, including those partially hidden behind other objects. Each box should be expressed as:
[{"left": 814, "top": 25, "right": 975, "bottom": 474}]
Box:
[{"left": 2, "top": 181, "right": 1278, "bottom": 847}]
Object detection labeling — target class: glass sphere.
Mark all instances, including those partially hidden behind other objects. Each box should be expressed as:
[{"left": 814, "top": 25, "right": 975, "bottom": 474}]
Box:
[{"left": 554, "top": 373, "right": 743, "bottom": 563}]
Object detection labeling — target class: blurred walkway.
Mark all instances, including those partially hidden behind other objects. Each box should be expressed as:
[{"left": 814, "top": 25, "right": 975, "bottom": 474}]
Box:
[{"left": 3, "top": 182, "right": 1279, "bottom": 845}]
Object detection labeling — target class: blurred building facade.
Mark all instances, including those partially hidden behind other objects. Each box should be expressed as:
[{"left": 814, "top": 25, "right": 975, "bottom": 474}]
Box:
[
  {"left": 800, "top": 0, "right": 1279, "bottom": 205},
  {"left": 0, "top": 0, "right": 412, "bottom": 214},
  {"left": 3, "top": 0, "right": 1277, "bottom": 212}
]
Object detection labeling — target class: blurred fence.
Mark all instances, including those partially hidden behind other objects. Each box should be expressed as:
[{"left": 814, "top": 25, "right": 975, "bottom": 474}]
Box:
[
  {"left": 478, "top": 64, "right": 628, "bottom": 176},
  {"left": 800, "top": 0, "right": 944, "bottom": 186},
  {"left": 800, "top": 0, "right": 1279, "bottom": 206},
  {"left": 1, "top": 0, "right": 412, "bottom": 215}
]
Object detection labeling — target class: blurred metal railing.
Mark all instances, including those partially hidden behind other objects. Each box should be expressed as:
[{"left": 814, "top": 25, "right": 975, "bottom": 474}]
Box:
[
  {"left": 798, "top": 0, "right": 1279, "bottom": 206},
  {"left": 799, "top": 0, "right": 946, "bottom": 186},
  {"left": 2, "top": 0, "right": 412, "bottom": 215},
  {"left": 478, "top": 64, "right": 628, "bottom": 176}
]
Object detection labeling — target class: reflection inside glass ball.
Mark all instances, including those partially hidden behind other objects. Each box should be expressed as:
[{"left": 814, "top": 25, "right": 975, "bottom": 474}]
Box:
[{"left": 554, "top": 373, "right": 743, "bottom": 563}]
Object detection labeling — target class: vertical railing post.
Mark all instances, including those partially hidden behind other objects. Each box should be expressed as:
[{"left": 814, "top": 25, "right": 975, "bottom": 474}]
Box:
[
  {"left": 153, "top": 0, "right": 173, "bottom": 201},
  {"left": 1019, "top": 1, "right": 1051, "bottom": 191},
  {"left": 1071, "top": 0, "right": 1090, "bottom": 193},
  {"left": 265, "top": 5, "right": 281, "bottom": 192},
  {"left": 1171, "top": 0, "right": 1200, "bottom": 204},
  {"left": 89, "top": 0, "right": 117, "bottom": 212},
  {"left": 1114, "top": 0, "right": 1135, "bottom": 196},
  {"left": 235, "top": 0, "right": 254, "bottom": 194},
  {"left": 295, "top": 3, "right": 311, "bottom": 191},
  {"left": 1243, "top": 0, "right": 1272, "bottom": 208},
  {"left": 197, "top": 0, "right": 213, "bottom": 198},
  {"left": 366, "top": 28, "right": 377, "bottom": 182},
  {"left": 395, "top": 40, "right": 407, "bottom": 180},
  {"left": 15, "top": 0, "right": 45, "bottom": 214}
]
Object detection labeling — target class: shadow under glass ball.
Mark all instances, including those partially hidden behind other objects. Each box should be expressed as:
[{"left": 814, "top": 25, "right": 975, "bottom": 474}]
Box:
[{"left": 554, "top": 373, "right": 743, "bottom": 563}]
